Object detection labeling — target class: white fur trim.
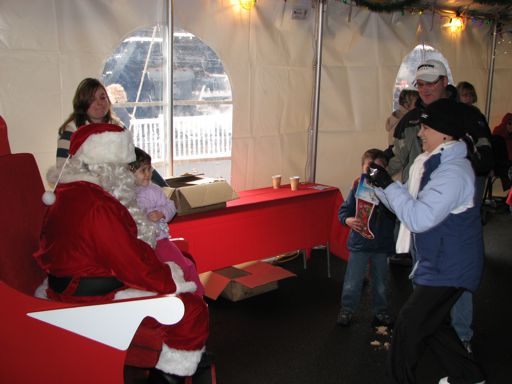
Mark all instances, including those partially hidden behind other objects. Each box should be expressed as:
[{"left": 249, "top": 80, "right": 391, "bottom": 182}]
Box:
[
  {"left": 166, "top": 262, "right": 197, "bottom": 294},
  {"left": 34, "top": 278, "right": 49, "bottom": 299},
  {"left": 156, "top": 344, "right": 205, "bottom": 376},
  {"left": 114, "top": 288, "right": 157, "bottom": 301},
  {"left": 74, "top": 130, "right": 135, "bottom": 164},
  {"left": 35, "top": 278, "right": 158, "bottom": 301}
]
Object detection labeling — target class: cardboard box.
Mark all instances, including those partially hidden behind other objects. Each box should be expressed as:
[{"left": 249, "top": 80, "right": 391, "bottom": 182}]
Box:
[
  {"left": 199, "top": 261, "right": 296, "bottom": 302},
  {"left": 165, "top": 174, "right": 238, "bottom": 215}
]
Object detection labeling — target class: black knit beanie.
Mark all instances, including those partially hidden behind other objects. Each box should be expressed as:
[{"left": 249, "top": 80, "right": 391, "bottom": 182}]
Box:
[{"left": 419, "top": 98, "right": 466, "bottom": 139}]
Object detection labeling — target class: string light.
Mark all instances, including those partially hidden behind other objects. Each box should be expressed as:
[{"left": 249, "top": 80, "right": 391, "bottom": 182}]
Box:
[
  {"left": 333, "top": 0, "right": 501, "bottom": 28},
  {"left": 448, "top": 16, "right": 465, "bottom": 32},
  {"left": 239, "top": 0, "right": 256, "bottom": 11},
  {"left": 496, "top": 32, "right": 512, "bottom": 55}
]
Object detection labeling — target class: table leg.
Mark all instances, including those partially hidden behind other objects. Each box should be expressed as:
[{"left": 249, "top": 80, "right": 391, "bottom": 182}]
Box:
[
  {"left": 326, "top": 242, "right": 331, "bottom": 278},
  {"left": 302, "top": 246, "right": 331, "bottom": 278}
]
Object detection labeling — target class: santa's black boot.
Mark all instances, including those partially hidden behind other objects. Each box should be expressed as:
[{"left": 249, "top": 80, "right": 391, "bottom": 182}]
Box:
[{"left": 147, "top": 368, "right": 185, "bottom": 384}]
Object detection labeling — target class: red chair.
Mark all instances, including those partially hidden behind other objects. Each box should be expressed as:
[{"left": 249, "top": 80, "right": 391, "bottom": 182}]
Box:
[
  {"left": 0, "top": 120, "right": 185, "bottom": 383},
  {"left": 0, "top": 115, "right": 10, "bottom": 155}
]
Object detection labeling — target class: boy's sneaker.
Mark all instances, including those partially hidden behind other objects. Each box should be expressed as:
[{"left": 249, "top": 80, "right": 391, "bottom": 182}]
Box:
[
  {"left": 336, "top": 309, "right": 352, "bottom": 326},
  {"left": 372, "top": 312, "right": 393, "bottom": 327},
  {"left": 439, "top": 377, "right": 485, "bottom": 384}
]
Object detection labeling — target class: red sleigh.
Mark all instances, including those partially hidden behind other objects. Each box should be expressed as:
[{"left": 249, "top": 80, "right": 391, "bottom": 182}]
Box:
[{"left": 0, "top": 117, "right": 185, "bottom": 383}]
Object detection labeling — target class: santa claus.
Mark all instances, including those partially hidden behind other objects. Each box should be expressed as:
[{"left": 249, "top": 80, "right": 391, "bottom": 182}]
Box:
[{"left": 34, "top": 123, "right": 208, "bottom": 384}]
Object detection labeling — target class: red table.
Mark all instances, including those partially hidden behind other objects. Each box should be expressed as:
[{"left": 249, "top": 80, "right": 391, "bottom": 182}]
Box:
[{"left": 170, "top": 182, "right": 349, "bottom": 274}]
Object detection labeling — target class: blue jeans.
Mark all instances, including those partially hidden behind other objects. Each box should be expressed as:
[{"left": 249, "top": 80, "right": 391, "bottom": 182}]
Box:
[
  {"left": 450, "top": 290, "right": 474, "bottom": 342},
  {"left": 341, "top": 251, "right": 389, "bottom": 315}
]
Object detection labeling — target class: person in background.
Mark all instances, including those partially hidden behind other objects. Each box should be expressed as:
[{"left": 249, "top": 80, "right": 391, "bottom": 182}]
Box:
[
  {"left": 54, "top": 77, "right": 168, "bottom": 187},
  {"left": 387, "top": 60, "right": 450, "bottom": 182},
  {"left": 56, "top": 78, "right": 124, "bottom": 170},
  {"left": 491, "top": 113, "right": 512, "bottom": 196},
  {"left": 387, "top": 60, "right": 450, "bottom": 267},
  {"left": 336, "top": 149, "right": 395, "bottom": 327},
  {"left": 385, "top": 89, "right": 419, "bottom": 147},
  {"left": 129, "top": 147, "right": 204, "bottom": 297},
  {"left": 455, "top": 81, "right": 494, "bottom": 208},
  {"left": 106, "top": 83, "right": 132, "bottom": 129},
  {"left": 366, "top": 98, "right": 485, "bottom": 384},
  {"left": 456, "top": 81, "right": 478, "bottom": 106},
  {"left": 493, "top": 112, "right": 512, "bottom": 162},
  {"left": 35, "top": 123, "right": 209, "bottom": 384},
  {"left": 456, "top": 81, "right": 494, "bottom": 191}
]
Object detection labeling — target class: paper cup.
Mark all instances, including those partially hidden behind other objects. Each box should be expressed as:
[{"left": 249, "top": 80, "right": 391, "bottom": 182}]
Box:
[
  {"left": 290, "top": 176, "right": 300, "bottom": 191},
  {"left": 272, "top": 175, "right": 282, "bottom": 189}
]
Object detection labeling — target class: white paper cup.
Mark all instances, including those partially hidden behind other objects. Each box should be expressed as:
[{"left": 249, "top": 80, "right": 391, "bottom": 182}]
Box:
[
  {"left": 272, "top": 175, "right": 282, "bottom": 189},
  {"left": 290, "top": 176, "right": 300, "bottom": 191}
]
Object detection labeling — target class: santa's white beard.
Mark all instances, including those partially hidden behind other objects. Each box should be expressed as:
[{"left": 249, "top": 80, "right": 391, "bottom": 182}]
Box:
[{"left": 92, "top": 163, "right": 157, "bottom": 248}]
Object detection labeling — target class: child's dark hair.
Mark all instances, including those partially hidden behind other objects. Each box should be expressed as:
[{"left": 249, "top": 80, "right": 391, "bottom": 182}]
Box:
[
  {"left": 129, "top": 147, "right": 151, "bottom": 172},
  {"left": 362, "top": 148, "right": 388, "bottom": 167}
]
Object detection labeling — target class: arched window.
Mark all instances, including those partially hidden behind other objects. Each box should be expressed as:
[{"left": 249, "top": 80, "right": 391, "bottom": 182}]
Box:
[
  {"left": 392, "top": 44, "right": 454, "bottom": 111},
  {"left": 101, "top": 26, "right": 233, "bottom": 181},
  {"left": 172, "top": 28, "right": 233, "bottom": 181}
]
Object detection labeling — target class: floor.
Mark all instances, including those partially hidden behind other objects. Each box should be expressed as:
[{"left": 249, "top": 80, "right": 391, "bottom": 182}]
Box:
[
  {"left": 204, "top": 202, "right": 512, "bottom": 384},
  {"left": 124, "top": 200, "right": 512, "bottom": 384}
]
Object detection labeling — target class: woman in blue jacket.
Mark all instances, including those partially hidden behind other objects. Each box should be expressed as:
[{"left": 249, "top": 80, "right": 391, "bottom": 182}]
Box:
[{"left": 367, "top": 98, "right": 485, "bottom": 384}]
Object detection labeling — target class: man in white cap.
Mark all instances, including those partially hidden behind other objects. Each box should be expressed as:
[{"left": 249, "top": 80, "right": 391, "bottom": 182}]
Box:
[
  {"left": 388, "top": 59, "right": 450, "bottom": 181},
  {"left": 386, "top": 60, "right": 450, "bottom": 267},
  {"left": 34, "top": 123, "right": 209, "bottom": 384}
]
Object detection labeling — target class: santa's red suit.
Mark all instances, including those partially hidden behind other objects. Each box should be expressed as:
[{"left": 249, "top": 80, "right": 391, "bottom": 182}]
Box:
[{"left": 34, "top": 124, "right": 208, "bottom": 378}]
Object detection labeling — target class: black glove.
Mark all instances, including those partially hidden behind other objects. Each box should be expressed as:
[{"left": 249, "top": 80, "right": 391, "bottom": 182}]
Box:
[{"left": 366, "top": 162, "right": 393, "bottom": 189}]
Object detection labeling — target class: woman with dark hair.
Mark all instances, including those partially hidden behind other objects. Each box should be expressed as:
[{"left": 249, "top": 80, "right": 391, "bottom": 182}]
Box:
[
  {"left": 56, "top": 78, "right": 123, "bottom": 170},
  {"left": 54, "top": 78, "right": 168, "bottom": 187}
]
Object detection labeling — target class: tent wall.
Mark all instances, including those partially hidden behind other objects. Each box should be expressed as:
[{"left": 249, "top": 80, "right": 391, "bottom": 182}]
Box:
[
  {"left": 0, "top": 0, "right": 510, "bottom": 196},
  {"left": 316, "top": 1, "right": 501, "bottom": 191},
  {"left": 0, "top": 0, "right": 166, "bottom": 184}
]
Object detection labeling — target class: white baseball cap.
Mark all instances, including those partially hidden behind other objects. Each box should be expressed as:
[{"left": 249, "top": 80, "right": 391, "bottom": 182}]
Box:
[{"left": 414, "top": 60, "right": 448, "bottom": 84}]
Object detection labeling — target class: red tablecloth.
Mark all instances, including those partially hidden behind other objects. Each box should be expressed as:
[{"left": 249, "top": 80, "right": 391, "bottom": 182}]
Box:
[{"left": 171, "top": 183, "right": 349, "bottom": 273}]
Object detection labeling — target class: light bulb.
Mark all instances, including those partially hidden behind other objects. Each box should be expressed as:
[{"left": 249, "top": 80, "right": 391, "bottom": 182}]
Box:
[{"left": 239, "top": 0, "right": 256, "bottom": 11}]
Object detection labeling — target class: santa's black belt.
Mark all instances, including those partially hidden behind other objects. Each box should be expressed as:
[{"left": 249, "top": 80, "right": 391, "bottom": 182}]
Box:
[{"left": 48, "top": 275, "right": 124, "bottom": 296}]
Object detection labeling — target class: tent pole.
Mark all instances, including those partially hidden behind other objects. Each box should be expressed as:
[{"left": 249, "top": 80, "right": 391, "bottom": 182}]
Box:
[
  {"left": 167, "top": 0, "right": 174, "bottom": 175},
  {"left": 306, "top": 0, "right": 326, "bottom": 183},
  {"left": 484, "top": 18, "right": 498, "bottom": 121}
]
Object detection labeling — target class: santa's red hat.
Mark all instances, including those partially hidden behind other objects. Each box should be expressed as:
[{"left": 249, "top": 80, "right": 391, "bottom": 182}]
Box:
[
  {"left": 43, "top": 123, "right": 135, "bottom": 205},
  {"left": 70, "top": 123, "right": 135, "bottom": 164}
]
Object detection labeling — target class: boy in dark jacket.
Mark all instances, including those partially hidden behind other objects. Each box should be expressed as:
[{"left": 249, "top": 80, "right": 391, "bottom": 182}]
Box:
[{"left": 337, "top": 149, "right": 395, "bottom": 327}]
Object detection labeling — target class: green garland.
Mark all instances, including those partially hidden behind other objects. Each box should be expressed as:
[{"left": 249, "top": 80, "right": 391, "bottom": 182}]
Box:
[
  {"left": 475, "top": 0, "right": 511, "bottom": 5},
  {"left": 352, "top": 0, "right": 510, "bottom": 13},
  {"left": 354, "top": 0, "right": 419, "bottom": 13}
]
